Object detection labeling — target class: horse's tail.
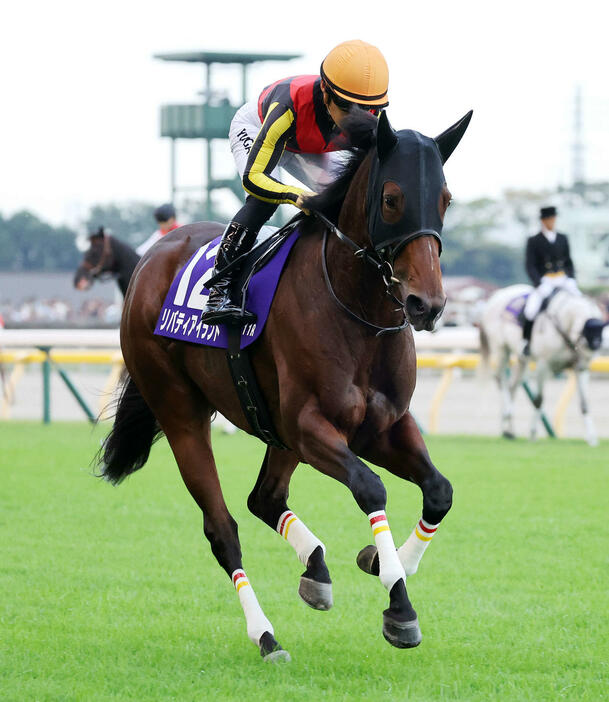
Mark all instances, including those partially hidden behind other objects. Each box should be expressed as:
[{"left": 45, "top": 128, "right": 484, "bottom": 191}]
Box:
[{"left": 97, "top": 374, "right": 163, "bottom": 485}]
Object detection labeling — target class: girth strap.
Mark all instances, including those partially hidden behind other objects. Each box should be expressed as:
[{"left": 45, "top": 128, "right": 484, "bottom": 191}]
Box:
[{"left": 225, "top": 326, "right": 288, "bottom": 450}]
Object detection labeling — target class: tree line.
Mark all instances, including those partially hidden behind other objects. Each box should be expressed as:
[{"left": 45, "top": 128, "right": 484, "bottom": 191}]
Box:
[{"left": 0, "top": 201, "right": 526, "bottom": 285}]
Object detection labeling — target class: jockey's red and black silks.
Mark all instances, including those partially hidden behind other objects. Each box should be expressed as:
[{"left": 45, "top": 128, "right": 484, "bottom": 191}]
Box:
[
  {"left": 243, "top": 76, "right": 347, "bottom": 205},
  {"left": 257, "top": 76, "right": 343, "bottom": 154},
  {"left": 241, "top": 75, "right": 348, "bottom": 206}
]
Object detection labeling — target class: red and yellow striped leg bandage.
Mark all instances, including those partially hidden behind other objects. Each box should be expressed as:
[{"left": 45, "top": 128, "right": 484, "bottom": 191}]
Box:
[
  {"left": 231, "top": 569, "right": 274, "bottom": 645},
  {"left": 277, "top": 510, "right": 325, "bottom": 566},
  {"left": 368, "top": 510, "right": 406, "bottom": 592},
  {"left": 397, "top": 517, "right": 439, "bottom": 576}
]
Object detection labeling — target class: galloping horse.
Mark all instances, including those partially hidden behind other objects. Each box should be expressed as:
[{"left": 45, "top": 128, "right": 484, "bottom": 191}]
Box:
[
  {"left": 98, "top": 111, "right": 472, "bottom": 660},
  {"left": 480, "top": 284, "right": 606, "bottom": 445},
  {"left": 74, "top": 228, "right": 140, "bottom": 297}
]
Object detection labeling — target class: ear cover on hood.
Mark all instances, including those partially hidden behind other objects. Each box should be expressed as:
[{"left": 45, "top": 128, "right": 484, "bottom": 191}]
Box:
[
  {"left": 366, "top": 113, "right": 446, "bottom": 251},
  {"left": 435, "top": 110, "right": 473, "bottom": 164}
]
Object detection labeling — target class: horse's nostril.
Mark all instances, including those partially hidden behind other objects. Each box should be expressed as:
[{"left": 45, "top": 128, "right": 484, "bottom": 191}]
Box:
[{"left": 406, "top": 295, "right": 430, "bottom": 319}]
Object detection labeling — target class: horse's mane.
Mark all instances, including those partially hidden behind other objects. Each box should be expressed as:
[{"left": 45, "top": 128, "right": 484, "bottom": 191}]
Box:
[{"left": 305, "top": 111, "right": 378, "bottom": 224}]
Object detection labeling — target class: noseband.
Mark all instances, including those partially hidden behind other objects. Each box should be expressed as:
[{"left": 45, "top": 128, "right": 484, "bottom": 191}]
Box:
[{"left": 315, "top": 211, "right": 441, "bottom": 336}]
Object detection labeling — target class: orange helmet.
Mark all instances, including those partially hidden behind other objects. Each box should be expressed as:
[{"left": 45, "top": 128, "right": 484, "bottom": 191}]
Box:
[{"left": 320, "top": 40, "right": 389, "bottom": 108}]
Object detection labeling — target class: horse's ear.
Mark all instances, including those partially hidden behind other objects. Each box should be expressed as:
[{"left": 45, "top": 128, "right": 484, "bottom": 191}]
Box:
[
  {"left": 377, "top": 110, "right": 398, "bottom": 161},
  {"left": 435, "top": 110, "right": 473, "bottom": 164},
  {"left": 89, "top": 227, "right": 104, "bottom": 241}
]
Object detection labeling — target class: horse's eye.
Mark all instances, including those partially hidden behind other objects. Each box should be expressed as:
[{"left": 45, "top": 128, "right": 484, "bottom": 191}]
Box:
[{"left": 384, "top": 195, "right": 396, "bottom": 208}]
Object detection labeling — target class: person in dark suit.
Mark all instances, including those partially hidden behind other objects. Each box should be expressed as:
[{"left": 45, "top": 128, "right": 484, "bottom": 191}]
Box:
[{"left": 522, "top": 206, "right": 580, "bottom": 353}]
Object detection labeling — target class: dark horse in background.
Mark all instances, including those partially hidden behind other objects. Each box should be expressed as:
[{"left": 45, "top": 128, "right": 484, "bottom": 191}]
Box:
[
  {"left": 97, "top": 110, "right": 472, "bottom": 661},
  {"left": 74, "top": 227, "right": 140, "bottom": 297}
]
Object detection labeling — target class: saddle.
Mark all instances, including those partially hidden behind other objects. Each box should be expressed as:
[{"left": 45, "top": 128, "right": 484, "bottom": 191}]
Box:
[
  {"left": 155, "top": 216, "right": 304, "bottom": 449},
  {"left": 513, "top": 288, "right": 560, "bottom": 329}
]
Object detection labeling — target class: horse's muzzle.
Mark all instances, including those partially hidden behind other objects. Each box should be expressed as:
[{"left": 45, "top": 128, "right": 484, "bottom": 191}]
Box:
[{"left": 405, "top": 294, "right": 446, "bottom": 331}]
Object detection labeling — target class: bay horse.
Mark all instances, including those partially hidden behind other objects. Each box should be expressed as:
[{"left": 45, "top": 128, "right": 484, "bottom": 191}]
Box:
[
  {"left": 98, "top": 110, "right": 472, "bottom": 661},
  {"left": 74, "top": 227, "right": 237, "bottom": 434},
  {"left": 480, "top": 284, "right": 606, "bottom": 445},
  {"left": 74, "top": 228, "right": 140, "bottom": 297}
]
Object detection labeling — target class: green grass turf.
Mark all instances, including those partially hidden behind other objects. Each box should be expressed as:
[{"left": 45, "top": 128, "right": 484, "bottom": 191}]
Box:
[{"left": 1, "top": 422, "right": 608, "bottom": 701}]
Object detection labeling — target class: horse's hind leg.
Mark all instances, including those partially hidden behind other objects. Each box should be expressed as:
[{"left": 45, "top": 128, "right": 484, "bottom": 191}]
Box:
[
  {"left": 576, "top": 368, "right": 598, "bottom": 446},
  {"left": 131, "top": 356, "right": 289, "bottom": 661},
  {"left": 248, "top": 447, "right": 332, "bottom": 610},
  {"left": 163, "top": 419, "right": 289, "bottom": 661},
  {"left": 358, "top": 411, "right": 452, "bottom": 582}
]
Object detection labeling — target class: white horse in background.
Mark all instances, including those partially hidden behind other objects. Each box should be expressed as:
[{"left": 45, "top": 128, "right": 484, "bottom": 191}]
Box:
[{"left": 480, "top": 284, "right": 606, "bottom": 446}]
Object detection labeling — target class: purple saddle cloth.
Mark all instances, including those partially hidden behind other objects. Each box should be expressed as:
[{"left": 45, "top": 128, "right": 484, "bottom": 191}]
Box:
[
  {"left": 505, "top": 292, "right": 529, "bottom": 323},
  {"left": 154, "top": 229, "right": 299, "bottom": 349}
]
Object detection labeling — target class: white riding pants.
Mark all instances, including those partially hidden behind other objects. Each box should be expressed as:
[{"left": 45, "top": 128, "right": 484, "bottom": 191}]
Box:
[
  {"left": 228, "top": 101, "right": 349, "bottom": 193},
  {"left": 524, "top": 275, "right": 581, "bottom": 320}
]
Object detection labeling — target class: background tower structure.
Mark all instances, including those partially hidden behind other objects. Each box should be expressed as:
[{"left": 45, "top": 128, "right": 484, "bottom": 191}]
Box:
[
  {"left": 155, "top": 50, "right": 301, "bottom": 219},
  {"left": 571, "top": 84, "right": 585, "bottom": 195}
]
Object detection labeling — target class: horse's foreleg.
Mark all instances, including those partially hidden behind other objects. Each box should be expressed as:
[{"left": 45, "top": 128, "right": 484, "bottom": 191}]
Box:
[
  {"left": 294, "top": 405, "right": 420, "bottom": 648},
  {"left": 248, "top": 447, "right": 332, "bottom": 610},
  {"left": 359, "top": 411, "right": 452, "bottom": 578},
  {"left": 575, "top": 368, "right": 598, "bottom": 446},
  {"left": 530, "top": 360, "right": 547, "bottom": 441}
]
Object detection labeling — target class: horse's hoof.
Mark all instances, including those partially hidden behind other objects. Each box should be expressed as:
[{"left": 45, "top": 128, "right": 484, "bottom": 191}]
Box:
[
  {"left": 356, "top": 544, "right": 379, "bottom": 576},
  {"left": 299, "top": 576, "right": 333, "bottom": 610},
  {"left": 502, "top": 430, "right": 515, "bottom": 440},
  {"left": 382, "top": 612, "right": 422, "bottom": 649},
  {"left": 263, "top": 649, "right": 291, "bottom": 663},
  {"left": 258, "top": 631, "right": 291, "bottom": 663}
]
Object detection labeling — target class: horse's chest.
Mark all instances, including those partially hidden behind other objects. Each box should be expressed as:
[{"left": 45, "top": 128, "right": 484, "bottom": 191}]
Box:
[{"left": 362, "top": 389, "right": 407, "bottom": 434}]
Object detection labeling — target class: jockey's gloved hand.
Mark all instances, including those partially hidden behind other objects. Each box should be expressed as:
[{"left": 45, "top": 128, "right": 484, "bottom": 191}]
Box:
[{"left": 296, "top": 191, "right": 318, "bottom": 215}]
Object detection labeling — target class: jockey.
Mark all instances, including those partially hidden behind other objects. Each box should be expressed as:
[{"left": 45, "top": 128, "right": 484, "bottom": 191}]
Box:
[
  {"left": 522, "top": 206, "right": 580, "bottom": 354},
  {"left": 136, "top": 204, "right": 180, "bottom": 256},
  {"left": 201, "top": 39, "right": 389, "bottom": 325}
]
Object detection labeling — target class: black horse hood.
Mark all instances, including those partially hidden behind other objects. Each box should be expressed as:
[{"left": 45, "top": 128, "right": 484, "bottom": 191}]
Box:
[{"left": 366, "top": 110, "right": 472, "bottom": 252}]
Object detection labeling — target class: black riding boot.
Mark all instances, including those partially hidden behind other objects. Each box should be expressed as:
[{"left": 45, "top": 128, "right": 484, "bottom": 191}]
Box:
[
  {"left": 522, "top": 318, "right": 533, "bottom": 356},
  {"left": 201, "top": 221, "right": 258, "bottom": 325}
]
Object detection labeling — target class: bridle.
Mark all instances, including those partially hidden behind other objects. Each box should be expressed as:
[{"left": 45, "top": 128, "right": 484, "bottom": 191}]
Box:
[
  {"left": 81, "top": 234, "right": 114, "bottom": 279},
  {"left": 205, "top": 211, "right": 442, "bottom": 337},
  {"left": 316, "top": 211, "right": 441, "bottom": 336}
]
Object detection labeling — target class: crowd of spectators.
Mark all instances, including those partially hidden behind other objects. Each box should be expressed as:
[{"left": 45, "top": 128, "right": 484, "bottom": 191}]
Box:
[{"left": 0, "top": 297, "right": 121, "bottom": 327}]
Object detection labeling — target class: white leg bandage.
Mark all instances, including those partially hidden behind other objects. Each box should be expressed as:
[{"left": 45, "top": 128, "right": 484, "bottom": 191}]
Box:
[
  {"left": 276, "top": 510, "right": 325, "bottom": 566},
  {"left": 368, "top": 511, "right": 405, "bottom": 592},
  {"left": 397, "top": 517, "right": 439, "bottom": 576},
  {"left": 232, "top": 569, "right": 273, "bottom": 645}
]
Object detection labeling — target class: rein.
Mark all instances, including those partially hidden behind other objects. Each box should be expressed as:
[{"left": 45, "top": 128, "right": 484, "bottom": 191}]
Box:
[
  {"left": 548, "top": 313, "right": 582, "bottom": 359},
  {"left": 315, "top": 211, "right": 412, "bottom": 336},
  {"left": 206, "top": 210, "right": 438, "bottom": 337}
]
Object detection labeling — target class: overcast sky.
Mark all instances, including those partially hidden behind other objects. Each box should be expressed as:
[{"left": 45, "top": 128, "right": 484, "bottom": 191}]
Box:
[{"left": 2, "top": 0, "right": 608, "bottom": 227}]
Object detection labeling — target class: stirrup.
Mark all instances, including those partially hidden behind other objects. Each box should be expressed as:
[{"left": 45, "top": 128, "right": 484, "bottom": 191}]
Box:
[
  {"left": 201, "top": 284, "right": 256, "bottom": 326},
  {"left": 201, "top": 302, "right": 257, "bottom": 326}
]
